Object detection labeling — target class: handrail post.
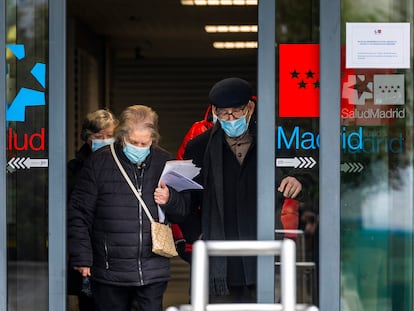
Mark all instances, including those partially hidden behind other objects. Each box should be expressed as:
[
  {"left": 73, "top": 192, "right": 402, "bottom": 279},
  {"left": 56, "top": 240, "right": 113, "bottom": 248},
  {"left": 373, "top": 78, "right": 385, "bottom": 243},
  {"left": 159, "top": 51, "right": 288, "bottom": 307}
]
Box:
[
  {"left": 281, "top": 239, "right": 296, "bottom": 311},
  {"left": 192, "top": 240, "right": 209, "bottom": 311}
]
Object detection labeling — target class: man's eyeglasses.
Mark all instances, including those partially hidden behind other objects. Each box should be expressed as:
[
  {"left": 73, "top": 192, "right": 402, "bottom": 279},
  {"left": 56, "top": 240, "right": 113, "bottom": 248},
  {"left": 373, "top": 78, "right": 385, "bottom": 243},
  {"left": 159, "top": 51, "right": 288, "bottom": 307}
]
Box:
[{"left": 215, "top": 104, "right": 248, "bottom": 120}]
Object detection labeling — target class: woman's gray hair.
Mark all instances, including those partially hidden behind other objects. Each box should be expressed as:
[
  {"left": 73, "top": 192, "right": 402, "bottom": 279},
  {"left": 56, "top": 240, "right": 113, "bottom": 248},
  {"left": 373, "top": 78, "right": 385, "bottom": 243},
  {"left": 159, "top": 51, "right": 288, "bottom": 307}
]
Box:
[
  {"left": 80, "top": 109, "right": 118, "bottom": 142},
  {"left": 114, "top": 105, "right": 160, "bottom": 146}
]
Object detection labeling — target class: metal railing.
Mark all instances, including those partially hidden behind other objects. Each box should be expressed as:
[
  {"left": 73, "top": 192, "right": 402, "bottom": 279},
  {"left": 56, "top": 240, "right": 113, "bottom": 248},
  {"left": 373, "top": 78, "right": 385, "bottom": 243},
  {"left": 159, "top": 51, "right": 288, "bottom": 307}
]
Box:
[{"left": 166, "top": 239, "right": 318, "bottom": 311}]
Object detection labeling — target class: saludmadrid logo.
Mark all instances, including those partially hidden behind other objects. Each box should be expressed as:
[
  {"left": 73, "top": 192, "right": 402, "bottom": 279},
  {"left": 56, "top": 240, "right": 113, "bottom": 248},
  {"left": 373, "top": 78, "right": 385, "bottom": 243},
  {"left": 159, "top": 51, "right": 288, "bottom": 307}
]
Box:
[
  {"left": 341, "top": 74, "right": 405, "bottom": 121},
  {"left": 277, "top": 126, "right": 403, "bottom": 154},
  {"left": 341, "top": 107, "right": 405, "bottom": 119}
]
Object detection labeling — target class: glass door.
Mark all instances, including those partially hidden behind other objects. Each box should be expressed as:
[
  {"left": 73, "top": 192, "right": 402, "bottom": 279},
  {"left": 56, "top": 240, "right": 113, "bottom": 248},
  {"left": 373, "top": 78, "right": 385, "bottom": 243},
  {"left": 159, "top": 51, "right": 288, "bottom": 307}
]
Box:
[
  {"left": 340, "top": 1, "right": 413, "bottom": 310},
  {"left": 2, "top": 0, "right": 66, "bottom": 310},
  {"left": 273, "top": 0, "right": 321, "bottom": 306},
  {"left": 5, "top": 1, "right": 49, "bottom": 310}
]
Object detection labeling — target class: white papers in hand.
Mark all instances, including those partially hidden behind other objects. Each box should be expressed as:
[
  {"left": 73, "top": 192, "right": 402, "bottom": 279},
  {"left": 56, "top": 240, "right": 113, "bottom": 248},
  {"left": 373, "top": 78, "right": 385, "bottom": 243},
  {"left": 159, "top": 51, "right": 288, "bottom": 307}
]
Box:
[{"left": 159, "top": 160, "right": 203, "bottom": 192}]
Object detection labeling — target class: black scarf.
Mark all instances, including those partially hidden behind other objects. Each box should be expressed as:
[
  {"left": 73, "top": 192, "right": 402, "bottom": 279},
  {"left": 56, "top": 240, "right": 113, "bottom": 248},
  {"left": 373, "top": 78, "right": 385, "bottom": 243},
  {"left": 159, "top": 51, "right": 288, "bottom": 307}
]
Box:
[{"left": 202, "top": 127, "right": 228, "bottom": 296}]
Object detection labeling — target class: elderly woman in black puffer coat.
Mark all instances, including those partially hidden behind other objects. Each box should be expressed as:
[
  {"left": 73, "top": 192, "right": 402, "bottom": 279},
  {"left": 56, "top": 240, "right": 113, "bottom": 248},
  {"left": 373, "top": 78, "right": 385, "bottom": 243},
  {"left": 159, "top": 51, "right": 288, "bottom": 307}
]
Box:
[
  {"left": 67, "top": 108, "right": 118, "bottom": 311},
  {"left": 68, "top": 105, "right": 189, "bottom": 311}
]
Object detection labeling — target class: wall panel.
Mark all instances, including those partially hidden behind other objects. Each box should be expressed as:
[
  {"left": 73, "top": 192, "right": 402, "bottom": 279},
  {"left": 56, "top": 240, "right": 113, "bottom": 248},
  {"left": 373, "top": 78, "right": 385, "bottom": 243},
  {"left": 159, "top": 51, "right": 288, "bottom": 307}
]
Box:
[{"left": 110, "top": 57, "right": 257, "bottom": 154}]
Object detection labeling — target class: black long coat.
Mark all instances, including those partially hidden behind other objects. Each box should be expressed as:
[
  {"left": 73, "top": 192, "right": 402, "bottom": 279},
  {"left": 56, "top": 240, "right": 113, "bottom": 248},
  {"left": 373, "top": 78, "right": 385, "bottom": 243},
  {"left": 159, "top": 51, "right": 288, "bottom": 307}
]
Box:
[
  {"left": 184, "top": 123, "right": 257, "bottom": 295},
  {"left": 68, "top": 142, "right": 188, "bottom": 286},
  {"left": 184, "top": 122, "right": 309, "bottom": 296}
]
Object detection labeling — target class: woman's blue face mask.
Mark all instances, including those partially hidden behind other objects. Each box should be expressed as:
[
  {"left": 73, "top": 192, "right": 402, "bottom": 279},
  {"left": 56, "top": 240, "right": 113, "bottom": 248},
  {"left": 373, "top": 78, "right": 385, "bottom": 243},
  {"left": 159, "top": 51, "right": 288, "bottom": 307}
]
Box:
[
  {"left": 219, "top": 114, "right": 249, "bottom": 138},
  {"left": 91, "top": 138, "right": 115, "bottom": 152},
  {"left": 123, "top": 142, "right": 151, "bottom": 164}
]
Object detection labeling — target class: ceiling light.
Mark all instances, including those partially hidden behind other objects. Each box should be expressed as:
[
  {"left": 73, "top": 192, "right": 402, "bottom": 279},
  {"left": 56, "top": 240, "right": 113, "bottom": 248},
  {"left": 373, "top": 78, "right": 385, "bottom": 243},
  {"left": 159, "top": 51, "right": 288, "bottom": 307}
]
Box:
[
  {"left": 205, "top": 25, "right": 258, "bottom": 33},
  {"left": 213, "top": 41, "right": 258, "bottom": 49},
  {"left": 181, "top": 0, "right": 257, "bottom": 6}
]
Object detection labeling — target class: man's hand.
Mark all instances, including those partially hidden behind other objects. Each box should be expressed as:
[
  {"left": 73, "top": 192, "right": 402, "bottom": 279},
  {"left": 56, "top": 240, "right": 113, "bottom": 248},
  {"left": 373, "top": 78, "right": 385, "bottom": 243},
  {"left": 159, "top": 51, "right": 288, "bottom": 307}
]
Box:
[{"left": 278, "top": 176, "right": 302, "bottom": 198}]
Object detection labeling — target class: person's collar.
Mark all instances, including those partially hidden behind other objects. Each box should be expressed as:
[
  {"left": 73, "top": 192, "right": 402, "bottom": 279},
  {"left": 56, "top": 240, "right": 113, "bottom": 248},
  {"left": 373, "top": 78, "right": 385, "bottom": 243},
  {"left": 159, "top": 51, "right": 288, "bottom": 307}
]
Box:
[{"left": 225, "top": 129, "right": 252, "bottom": 146}]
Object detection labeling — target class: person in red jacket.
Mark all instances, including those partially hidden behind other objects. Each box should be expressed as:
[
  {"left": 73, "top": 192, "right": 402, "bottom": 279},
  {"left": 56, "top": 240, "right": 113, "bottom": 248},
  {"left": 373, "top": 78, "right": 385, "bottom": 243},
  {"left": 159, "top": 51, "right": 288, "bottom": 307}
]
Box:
[
  {"left": 173, "top": 105, "right": 214, "bottom": 263},
  {"left": 176, "top": 106, "right": 214, "bottom": 160}
]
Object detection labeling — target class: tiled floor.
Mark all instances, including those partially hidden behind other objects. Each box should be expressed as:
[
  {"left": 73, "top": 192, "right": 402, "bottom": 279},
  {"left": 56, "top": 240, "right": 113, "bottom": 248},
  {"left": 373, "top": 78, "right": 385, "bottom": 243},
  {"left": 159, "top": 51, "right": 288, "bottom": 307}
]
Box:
[
  {"left": 163, "top": 257, "right": 191, "bottom": 309},
  {"left": 67, "top": 257, "right": 191, "bottom": 311}
]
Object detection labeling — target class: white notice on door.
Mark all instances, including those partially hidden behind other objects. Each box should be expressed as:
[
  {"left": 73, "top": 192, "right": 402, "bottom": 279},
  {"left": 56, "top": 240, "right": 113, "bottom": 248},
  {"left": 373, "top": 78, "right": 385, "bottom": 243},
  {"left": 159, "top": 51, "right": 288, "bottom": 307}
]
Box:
[{"left": 346, "top": 22, "right": 410, "bottom": 69}]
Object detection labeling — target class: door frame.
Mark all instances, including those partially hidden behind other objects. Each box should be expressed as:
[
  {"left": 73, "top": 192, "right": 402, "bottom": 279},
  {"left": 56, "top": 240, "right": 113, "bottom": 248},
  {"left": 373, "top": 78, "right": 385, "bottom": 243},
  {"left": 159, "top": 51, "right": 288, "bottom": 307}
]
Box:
[
  {"left": 319, "top": 0, "right": 341, "bottom": 309},
  {"left": 0, "top": 0, "right": 7, "bottom": 309},
  {"left": 48, "top": 0, "right": 67, "bottom": 310}
]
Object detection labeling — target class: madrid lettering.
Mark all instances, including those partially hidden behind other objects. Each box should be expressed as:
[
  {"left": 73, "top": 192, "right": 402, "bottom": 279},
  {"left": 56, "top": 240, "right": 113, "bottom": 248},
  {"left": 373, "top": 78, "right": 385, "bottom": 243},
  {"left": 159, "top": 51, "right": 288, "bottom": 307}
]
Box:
[{"left": 277, "top": 126, "right": 403, "bottom": 154}]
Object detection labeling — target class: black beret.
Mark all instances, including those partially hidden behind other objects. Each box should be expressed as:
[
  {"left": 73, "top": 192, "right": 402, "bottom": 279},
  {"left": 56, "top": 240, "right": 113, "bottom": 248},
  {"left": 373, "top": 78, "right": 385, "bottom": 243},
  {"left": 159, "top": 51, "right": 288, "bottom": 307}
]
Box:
[{"left": 208, "top": 77, "right": 252, "bottom": 108}]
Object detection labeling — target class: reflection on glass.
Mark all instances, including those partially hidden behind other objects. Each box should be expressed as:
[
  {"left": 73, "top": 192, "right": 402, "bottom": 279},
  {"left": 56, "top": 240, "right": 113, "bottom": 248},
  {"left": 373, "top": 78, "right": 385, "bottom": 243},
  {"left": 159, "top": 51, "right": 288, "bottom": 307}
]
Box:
[{"left": 341, "top": 1, "right": 413, "bottom": 310}]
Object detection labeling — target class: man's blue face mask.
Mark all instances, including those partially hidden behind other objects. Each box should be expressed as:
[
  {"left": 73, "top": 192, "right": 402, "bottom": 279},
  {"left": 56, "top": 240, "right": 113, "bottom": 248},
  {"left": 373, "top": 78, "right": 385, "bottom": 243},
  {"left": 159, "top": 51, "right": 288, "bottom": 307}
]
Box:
[{"left": 219, "top": 114, "right": 249, "bottom": 138}]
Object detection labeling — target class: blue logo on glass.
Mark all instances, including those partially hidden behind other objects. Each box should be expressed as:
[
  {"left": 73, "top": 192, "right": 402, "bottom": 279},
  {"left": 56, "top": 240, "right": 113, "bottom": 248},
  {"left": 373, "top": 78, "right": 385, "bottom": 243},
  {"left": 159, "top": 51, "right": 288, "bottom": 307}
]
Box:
[{"left": 6, "top": 44, "right": 46, "bottom": 122}]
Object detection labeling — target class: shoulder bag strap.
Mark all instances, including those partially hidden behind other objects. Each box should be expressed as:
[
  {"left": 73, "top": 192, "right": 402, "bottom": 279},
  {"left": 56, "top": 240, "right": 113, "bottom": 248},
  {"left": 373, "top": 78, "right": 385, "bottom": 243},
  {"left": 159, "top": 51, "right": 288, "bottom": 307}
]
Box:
[{"left": 110, "top": 143, "right": 155, "bottom": 223}]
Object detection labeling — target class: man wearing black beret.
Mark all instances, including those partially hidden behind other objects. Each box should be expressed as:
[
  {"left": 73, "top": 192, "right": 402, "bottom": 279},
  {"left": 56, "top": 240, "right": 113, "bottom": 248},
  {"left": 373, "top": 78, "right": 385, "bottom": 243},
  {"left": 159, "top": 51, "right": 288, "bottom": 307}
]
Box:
[{"left": 183, "top": 77, "right": 306, "bottom": 303}]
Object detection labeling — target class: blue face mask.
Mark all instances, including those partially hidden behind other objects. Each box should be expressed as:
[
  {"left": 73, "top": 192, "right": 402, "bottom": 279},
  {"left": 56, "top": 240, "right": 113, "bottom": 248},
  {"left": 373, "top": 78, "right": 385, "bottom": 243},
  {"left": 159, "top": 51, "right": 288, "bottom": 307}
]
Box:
[
  {"left": 91, "top": 138, "right": 115, "bottom": 152},
  {"left": 123, "top": 142, "right": 151, "bottom": 164},
  {"left": 219, "top": 115, "right": 249, "bottom": 138}
]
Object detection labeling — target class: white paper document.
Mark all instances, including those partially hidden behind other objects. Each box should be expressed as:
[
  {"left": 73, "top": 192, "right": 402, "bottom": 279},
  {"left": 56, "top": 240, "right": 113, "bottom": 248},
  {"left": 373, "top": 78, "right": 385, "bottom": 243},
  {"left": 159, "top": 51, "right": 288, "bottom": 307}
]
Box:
[
  {"left": 346, "top": 22, "right": 410, "bottom": 69},
  {"left": 159, "top": 160, "right": 203, "bottom": 192}
]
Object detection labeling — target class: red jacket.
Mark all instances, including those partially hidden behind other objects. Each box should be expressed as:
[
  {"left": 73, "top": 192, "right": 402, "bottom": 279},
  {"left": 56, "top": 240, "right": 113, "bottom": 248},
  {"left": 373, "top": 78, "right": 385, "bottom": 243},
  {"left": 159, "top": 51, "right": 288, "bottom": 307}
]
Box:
[
  {"left": 176, "top": 106, "right": 214, "bottom": 160},
  {"left": 173, "top": 106, "right": 214, "bottom": 262}
]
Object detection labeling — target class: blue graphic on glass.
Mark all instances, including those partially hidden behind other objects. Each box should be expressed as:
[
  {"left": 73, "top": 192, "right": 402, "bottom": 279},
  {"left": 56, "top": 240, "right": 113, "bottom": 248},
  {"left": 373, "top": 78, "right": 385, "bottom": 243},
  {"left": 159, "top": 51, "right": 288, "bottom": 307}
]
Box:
[
  {"left": 30, "top": 63, "right": 46, "bottom": 88},
  {"left": 6, "top": 44, "right": 46, "bottom": 122},
  {"left": 6, "top": 88, "right": 46, "bottom": 121},
  {"left": 7, "top": 44, "right": 25, "bottom": 60}
]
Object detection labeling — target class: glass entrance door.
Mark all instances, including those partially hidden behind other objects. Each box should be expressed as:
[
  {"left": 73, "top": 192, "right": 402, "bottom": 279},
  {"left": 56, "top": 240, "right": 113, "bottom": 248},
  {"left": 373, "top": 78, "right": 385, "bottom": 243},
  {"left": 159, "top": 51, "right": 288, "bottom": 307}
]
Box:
[
  {"left": 273, "top": 0, "right": 321, "bottom": 306},
  {"left": 2, "top": 0, "right": 66, "bottom": 310},
  {"left": 5, "top": 1, "right": 49, "bottom": 310},
  {"left": 340, "top": 1, "right": 413, "bottom": 310}
]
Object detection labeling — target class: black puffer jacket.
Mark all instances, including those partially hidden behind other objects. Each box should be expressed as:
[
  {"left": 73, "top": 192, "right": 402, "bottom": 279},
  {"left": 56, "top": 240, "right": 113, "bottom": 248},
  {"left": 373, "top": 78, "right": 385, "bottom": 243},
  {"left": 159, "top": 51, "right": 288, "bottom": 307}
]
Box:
[
  {"left": 67, "top": 143, "right": 92, "bottom": 295},
  {"left": 68, "top": 142, "right": 188, "bottom": 286}
]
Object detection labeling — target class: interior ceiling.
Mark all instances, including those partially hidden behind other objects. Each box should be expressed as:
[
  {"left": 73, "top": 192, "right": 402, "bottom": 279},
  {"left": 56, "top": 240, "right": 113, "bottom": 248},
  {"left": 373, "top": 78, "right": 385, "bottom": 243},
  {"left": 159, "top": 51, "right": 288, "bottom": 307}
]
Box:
[{"left": 67, "top": 0, "right": 258, "bottom": 58}]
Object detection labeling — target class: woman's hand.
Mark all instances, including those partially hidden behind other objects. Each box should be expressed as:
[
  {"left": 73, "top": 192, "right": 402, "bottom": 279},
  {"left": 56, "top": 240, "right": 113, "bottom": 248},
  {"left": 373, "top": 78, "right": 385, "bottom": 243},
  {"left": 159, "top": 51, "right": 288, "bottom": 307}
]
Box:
[
  {"left": 154, "top": 180, "right": 170, "bottom": 205},
  {"left": 74, "top": 266, "right": 91, "bottom": 277}
]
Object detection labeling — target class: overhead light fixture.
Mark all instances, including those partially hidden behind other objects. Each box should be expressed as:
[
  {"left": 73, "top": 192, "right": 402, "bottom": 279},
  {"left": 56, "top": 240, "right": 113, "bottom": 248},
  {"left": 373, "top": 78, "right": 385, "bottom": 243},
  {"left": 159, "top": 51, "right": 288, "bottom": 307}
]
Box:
[
  {"left": 205, "top": 25, "right": 258, "bottom": 33},
  {"left": 181, "top": 0, "right": 257, "bottom": 6},
  {"left": 213, "top": 41, "right": 257, "bottom": 49}
]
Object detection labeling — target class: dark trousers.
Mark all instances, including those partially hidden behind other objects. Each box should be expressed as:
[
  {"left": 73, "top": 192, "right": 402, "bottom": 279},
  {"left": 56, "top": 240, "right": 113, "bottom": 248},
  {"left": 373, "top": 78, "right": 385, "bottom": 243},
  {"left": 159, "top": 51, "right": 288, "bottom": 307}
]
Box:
[
  {"left": 67, "top": 269, "right": 94, "bottom": 311},
  {"left": 78, "top": 294, "right": 94, "bottom": 311},
  {"left": 209, "top": 285, "right": 256, "bottom": 303},
  {"left": 92, "top": 281, "right": 168, "bottom": 311}
]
